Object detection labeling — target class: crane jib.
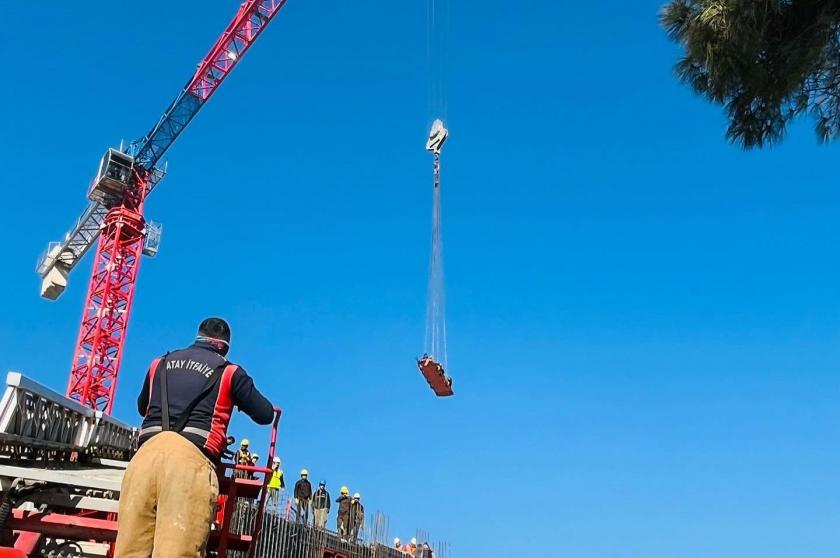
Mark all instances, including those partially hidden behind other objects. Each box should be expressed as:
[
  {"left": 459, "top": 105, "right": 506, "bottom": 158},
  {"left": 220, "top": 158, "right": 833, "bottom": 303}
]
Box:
[
  {"left": 130, "top": 88, "right": 203, "bottom": 172},
  {"left": 131, "top": 0, "right": 288, "bottom": 172}
]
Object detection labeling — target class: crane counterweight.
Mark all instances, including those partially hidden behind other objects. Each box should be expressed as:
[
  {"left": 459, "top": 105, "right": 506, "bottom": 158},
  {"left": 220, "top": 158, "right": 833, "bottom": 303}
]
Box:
[{"left": 40, "top": 256, "right": 69, "bottom": 300}]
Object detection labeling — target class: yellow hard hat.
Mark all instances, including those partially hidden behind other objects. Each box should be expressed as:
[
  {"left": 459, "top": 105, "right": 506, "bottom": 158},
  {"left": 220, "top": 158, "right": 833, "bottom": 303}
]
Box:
[
  {"left": 300, "top": 468, "right": 308, "bottom": 476},
  {"left": 241, "top": 439, "right": 250, "bottom": 446},
  {"left": 340, "top": 486, "right": 349, "bottom": 494}
]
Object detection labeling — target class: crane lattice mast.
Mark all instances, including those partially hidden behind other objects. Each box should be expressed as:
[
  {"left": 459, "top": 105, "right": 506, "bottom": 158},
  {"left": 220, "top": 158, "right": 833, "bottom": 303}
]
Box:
[{"left": 35, "top": 0, "right": 290, "bottom": 414}]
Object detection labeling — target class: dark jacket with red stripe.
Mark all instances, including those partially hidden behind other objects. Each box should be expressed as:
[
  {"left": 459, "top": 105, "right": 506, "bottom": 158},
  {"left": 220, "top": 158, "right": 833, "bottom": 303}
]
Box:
[{"left": 136, "top": 341, "right": 274, "bottom": 459}]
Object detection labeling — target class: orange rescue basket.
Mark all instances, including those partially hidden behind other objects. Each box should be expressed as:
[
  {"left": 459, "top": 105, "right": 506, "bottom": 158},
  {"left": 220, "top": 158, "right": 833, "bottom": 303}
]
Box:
[{"left": 417, "top": 357, "right": 454, "bottom": 397}]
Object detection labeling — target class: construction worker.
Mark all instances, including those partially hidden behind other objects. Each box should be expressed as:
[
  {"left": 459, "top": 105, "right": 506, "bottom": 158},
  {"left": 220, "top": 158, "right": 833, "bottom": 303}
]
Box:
[
  {"left": 221, "top": 435, "right": 236, "bottom": 461},
  {"left": 336, "top": 486, "right": 351, "bottom": 538},
  {"left": 422, "top": 542, "right": 434, "bottom": 558},
  {"left": 267, "top": 456, "right": 285, "bottom": 508},
  {"left": 293, "top": 468, "right": 312, "bottom": 525},
  {"left": 237, "top": 439, "right": 252, "bottom": 462},
  {"left": 114, "top": 317, "right": 274, "bottom": 558},
  {"left": 394, "top": 537, "right": 403, "bottom": 551},
  {"left": 248, "top": 453, "right": 260, "bottom": 479},
  {"left": 235, "top": 438, "right": 252, "bottom": 478},
  {"left": 408, "top": 538, "right": 418, "bottom": 557},
  {"left": 312, "top": 481, "right": 331, "bottom": 529},
  {"left": 349, "top": 492, "right": 365, "bottom": 543}
]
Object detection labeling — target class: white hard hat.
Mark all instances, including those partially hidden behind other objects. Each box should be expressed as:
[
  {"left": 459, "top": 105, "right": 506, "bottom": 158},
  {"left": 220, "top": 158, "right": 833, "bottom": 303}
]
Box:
[
  {"left": 353, "top": 492, "right": 361, "bottom": 499},
  {"left": 252, "top": 453, "right": 259, "bottom": 459},
  {"left": 273, "top": 456, "right": 281, "bottom": 463},
  {"left": 410, "top": 537, "right": 417, "bottom": 545},
  {"left": 394, "top": 538, "right": 400, "bottom": 544}
]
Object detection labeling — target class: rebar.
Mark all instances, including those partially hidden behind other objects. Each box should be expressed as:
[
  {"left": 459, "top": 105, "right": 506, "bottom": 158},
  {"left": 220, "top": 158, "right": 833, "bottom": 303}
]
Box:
[{"left": 219, "top": 492, "right": 421, "bottom": 558}]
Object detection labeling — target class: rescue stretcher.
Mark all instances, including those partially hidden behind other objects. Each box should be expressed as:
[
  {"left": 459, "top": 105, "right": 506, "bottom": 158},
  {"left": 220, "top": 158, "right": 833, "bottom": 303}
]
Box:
[{"left": 417, "top": 356, "right": 454, "bottom": 397}]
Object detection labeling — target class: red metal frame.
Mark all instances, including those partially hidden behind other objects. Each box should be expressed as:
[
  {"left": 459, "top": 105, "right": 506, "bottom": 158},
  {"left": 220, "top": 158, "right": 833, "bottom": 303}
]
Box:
[
  {"left": 66, "top": 171, "right": 148, "bottom": 413},
  {"left": 214, "top": 408, "right": 281, "bottom": 558}
]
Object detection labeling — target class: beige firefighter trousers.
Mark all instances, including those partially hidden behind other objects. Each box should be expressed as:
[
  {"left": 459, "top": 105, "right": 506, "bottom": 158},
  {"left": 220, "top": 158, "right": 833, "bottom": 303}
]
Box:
[{"left": 114, "top": 432, "right": 220, "bottom": 558}]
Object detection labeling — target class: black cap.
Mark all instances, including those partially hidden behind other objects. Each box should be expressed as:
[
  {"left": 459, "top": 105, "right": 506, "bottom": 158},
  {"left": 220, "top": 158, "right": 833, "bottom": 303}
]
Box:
[{"left": 198, "top": 317, "right": 231, "bottom": 343}]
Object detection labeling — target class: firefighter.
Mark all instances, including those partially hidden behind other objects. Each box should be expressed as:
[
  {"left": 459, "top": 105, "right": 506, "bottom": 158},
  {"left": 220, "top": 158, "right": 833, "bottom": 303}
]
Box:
[
  {"left": 293, "top": 468, "right": 313, "bottom": 524},
  {"left": 312, "top": 481, "right": 331, "bottom": 529},
  {"left": 349, "top": 492, "right": 365, "bottom": 542},
  {"left": 114, "top": 317, "right": 274, "bottom": 558},
  {"left": 267, "top": 456, "right": 285, "bottom": 508},
  {"left": 336, "top": 486, "right": 351, "bottom": 538}
]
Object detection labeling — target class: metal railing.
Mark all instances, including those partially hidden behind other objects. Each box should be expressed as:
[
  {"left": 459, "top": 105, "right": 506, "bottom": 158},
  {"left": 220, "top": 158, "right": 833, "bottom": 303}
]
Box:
[
  {"left": 222, "top": 493, "right": 412, "bottom": 558},
  {"left": 0, "top": 372, "right": 136, "bottom": 460}
]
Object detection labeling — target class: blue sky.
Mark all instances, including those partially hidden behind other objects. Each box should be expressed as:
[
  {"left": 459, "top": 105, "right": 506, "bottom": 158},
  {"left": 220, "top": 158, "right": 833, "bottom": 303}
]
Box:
[{"left": 1, "top": 1, "right": 839, "bottom": 556}]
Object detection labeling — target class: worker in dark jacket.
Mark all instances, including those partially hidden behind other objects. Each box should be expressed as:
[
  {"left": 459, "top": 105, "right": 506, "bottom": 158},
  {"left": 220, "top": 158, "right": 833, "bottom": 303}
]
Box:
[
  {"left": 312, "top": 481, "right": 331, "bottom": 529},
  {"left": 293, "top": 469, "right": 313, "bottom": 524},
  {"left": 349, "top": 493, "right": 365, "bottom": 543},
  {"left": 336, "top": 486, "right": 351, "bottom": 537},
  {"left": 115, "top": 317, "right": 274, "bottom": 558},
  {"left": 221, "top": 435, "right": 237, "bottom": 461}
]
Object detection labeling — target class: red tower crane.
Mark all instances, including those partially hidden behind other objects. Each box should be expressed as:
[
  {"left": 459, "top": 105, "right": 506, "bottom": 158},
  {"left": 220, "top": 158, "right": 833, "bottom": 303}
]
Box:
[{"left": 35, "top": 0, "right": 290, "bottom": 414}]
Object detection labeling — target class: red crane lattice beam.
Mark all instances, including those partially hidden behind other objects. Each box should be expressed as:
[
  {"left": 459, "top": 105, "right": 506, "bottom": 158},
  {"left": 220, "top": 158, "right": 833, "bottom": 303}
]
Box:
[
  {"left": 67, "top": 172, "right": 148, "bottom": 413},
  {"left": 189, "top": 0, "right": 288, "bottom": 101}
]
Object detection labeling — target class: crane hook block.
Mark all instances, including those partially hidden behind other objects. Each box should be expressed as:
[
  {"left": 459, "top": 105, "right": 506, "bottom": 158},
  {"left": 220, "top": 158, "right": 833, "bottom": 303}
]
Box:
[{"left": 426, "top": 119, "right": 448, "bottom": 155}]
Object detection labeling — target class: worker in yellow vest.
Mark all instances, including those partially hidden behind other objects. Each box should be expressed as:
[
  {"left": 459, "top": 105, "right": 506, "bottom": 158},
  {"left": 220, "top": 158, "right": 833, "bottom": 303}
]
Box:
[{"left": 267, "top": 456, "right": 285, "bottom": 508}]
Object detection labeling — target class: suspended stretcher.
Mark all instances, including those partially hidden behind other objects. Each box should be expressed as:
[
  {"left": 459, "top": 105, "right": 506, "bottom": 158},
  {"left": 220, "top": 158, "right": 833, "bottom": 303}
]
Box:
[
  {"left": 417, "top": 354, "right": 453, "bottom": 397},
  {"left": 418, "top": 119, "right": 454, "bottom": 397}
]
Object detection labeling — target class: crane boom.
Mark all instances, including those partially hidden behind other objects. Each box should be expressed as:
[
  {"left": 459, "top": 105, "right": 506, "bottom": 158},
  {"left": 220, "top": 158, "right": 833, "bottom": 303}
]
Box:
[
  {"left": 37, "top": 0, "right": 288, "bottom": 295},
  {"left": 37, "top": 0, "right": 290, "bottom": 413},
  {"left": 133, "top": 0, "right": 288, "bottom": 172}
]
